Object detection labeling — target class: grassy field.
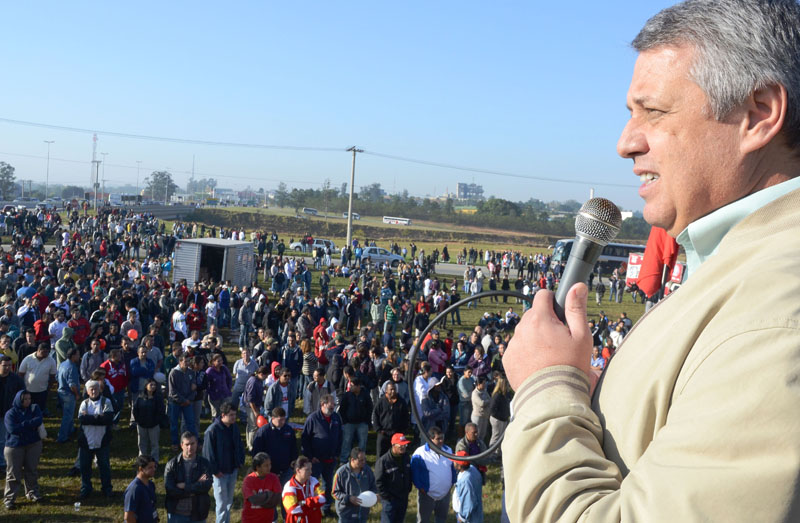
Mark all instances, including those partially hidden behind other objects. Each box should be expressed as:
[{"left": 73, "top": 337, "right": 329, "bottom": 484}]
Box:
[{"left": 187, "top": 205, "right": 558, "bottom": 256}]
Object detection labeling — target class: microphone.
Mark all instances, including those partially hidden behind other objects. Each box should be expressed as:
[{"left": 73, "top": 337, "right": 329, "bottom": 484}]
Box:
[{"left": 553, "top": 197, "right": 622, "bottom": 322}]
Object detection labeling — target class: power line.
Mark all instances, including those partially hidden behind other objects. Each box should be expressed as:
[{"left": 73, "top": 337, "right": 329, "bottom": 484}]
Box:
[
  {"left": 360, "top": 149, "right": 638, "bottom": 189},
  {"left": 0, "top": 151, "right": 325, "bottom": 186},
  {"left": 0, "top": 117, "right": 347, "bottom": 152},
  {"left": 0, "top": 116, "right": 637, "bottom": 189}
]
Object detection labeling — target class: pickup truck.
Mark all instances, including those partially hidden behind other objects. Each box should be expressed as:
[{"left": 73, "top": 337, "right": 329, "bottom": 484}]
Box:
[{"left": 289, "top": 238, "right": 337, "bottom": 253}]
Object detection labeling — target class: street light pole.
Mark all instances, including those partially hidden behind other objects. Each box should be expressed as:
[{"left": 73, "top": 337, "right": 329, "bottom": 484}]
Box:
[
  {"left": 345, "top": 146, "right": 362, "bottom": 254},
  {"left": 43, "top": 140, "right": 54, "bottom": 201},
  {"left": 164, "top": 169, "right": 170, "bottom": 205},
  {"left": 136, "top": 160, "right": 141, "bottom": 199}
]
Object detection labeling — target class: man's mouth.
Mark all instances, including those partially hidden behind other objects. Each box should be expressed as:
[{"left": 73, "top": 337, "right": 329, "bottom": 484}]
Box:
[{"left": 639, "top": 173, "right": 660, "bottom": 185}]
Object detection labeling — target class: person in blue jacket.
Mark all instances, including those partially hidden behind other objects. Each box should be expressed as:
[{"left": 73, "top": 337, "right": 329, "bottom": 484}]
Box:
[
  {"left": 452, "top": 451, "right": 483, "bottom": 523},
  {"left": 301, "top": 394, "right": 342, "bottom": 517},
  {"left": 3, "top": 390, "right": 44, "bottom": 509}
]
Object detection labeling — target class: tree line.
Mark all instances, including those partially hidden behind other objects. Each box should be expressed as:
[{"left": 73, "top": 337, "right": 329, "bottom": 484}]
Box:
[{"left": 272, "top": 181, "right": 650, "bottom": 241}]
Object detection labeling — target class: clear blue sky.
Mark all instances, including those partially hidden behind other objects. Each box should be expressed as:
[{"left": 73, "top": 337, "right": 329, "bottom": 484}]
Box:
[{"left": 0, "top": 1, "right": 675, "bottom": 211}]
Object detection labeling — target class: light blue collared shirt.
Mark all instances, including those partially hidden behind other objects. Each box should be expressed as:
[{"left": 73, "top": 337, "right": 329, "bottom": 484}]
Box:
[{"left": 677, "top": 177, "right": 800, "bottom": 279}]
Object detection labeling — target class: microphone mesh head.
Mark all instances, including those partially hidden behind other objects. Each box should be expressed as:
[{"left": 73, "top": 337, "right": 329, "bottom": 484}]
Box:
[{"left": 575, "top": 198, "right": 622, "bottom": 245}]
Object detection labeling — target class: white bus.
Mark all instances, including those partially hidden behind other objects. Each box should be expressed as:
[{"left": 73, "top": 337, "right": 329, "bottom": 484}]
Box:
[
  {"left": 302, "top": 207, "right": 318, "bottom": 216},
  {"left": 382, "top": 216, "right": 411, "bottom": 226},
  {"left": 550, "top": 238, "right": 645, "bottom": 274}
]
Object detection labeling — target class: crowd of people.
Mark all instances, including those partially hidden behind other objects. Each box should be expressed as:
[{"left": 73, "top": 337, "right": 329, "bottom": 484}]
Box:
[{"left": 0, "top": 209, "right": 527, "bottom": 522}]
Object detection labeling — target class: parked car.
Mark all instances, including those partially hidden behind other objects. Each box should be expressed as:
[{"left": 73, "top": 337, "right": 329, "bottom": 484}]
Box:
[
  {"left": 289, "top": 238, "right": 336, "bottom": 253},
  {"left": 342, "top": 212, "right": 360, "bottom": 220},
  {"left": 2, "top": 205, "right": 17, "bottom": 215},
  {"left": 361, "top": 246, "right": 404, "bottom": 267}
]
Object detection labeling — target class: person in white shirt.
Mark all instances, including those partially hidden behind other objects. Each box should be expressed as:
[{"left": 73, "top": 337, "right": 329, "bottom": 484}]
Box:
[
  {"left": 172, "top": 304, "right": 188, "bottom": 341},
  {"left": 205, "top": 296, "right": 219, "bottom": 329},
  {"left": 19, "top": 344, "right": 57, "bottom": 414},
  {"left": 48, "top": 309, "right": 69, "bottom": 349}
]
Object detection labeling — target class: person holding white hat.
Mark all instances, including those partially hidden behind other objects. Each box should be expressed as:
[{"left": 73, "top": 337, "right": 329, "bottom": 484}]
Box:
[{"left": 332, "top": 447, "right": 377, "bottom": 523}]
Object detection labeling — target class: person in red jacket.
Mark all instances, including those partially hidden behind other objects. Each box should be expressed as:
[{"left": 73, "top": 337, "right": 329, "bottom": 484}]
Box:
[
  {"left": 242, "top": 452, "right": 282, "bottom": 523},
  {"left": 313, "top": 318, "right": 329, "bottom": 351},
  {"left": 33, "top": 312, "right": 51, "bottom": 346},
  {"left": 68, "top": 309, "right": 91, "bottom": 349},
  {"left": 282, "top": 456, "right": 325, "bottom": 523},
  {"left": 186, "top": 304, "right": 205, "bottom": 333},
  {"left": 99, "top": 349, "right": 129, "bottom": 424}
]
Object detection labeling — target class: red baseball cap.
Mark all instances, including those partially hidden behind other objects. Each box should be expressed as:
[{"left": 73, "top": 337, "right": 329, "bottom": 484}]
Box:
[
  {"left": 391, "top": 433, "right": 411, "bottom": 446},
  {"left": 452, "top": 450, "right": 470, "bottom": 467}
]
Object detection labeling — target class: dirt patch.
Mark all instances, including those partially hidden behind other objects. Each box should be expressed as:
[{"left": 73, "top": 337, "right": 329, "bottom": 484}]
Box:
[{"left": 185, "top": 209, "right": 558, "bottom": 247}]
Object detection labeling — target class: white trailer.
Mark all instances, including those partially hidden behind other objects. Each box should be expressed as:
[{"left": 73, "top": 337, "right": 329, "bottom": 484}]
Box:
[{"left": 172, "top": 238, "right": 255, "bottom": 288}]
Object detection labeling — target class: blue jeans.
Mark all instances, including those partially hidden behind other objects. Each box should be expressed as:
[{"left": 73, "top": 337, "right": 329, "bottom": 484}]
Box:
[
  {"left": 311, "top": 461, "right": 335, "bottom": 512},
  {"left": 57, "top": 391, "right": 76, "bottom": 442},
  {"left": 212, "top": 470, "right": 238, "bottom": 523},
  {"left": 112, "top": 390, "right": 126, "bottom": 425},
  {"left": 0, "top": 422, "right": 5, "bottom": 468},
  {"left": 79, "top": 445, "right": 112, "bottom": 496},
  {"left": 339, "top": 422, "right": 368, "bottom": 464},
  {"left": 219, "top": 308, "right": 230, "bottom": 329},
  {"left": 169, "top": 402, "right": 197, "bottom": 445},
  {"left": 238, "top": 324, "right": 251, "bottom": 348},
  {"left": 381, "top": 496, "right": 409, "bottom": 523},
  {"left": 450, "top": 308, "right": 461, "bottom": 325},
  {"left": 230, "top": 309, "right": 239, "bottom": 331}
]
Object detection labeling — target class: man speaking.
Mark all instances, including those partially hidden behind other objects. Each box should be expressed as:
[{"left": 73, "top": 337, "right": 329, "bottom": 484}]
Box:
[{"left": 502, "top": 1, "right": 800, "bottom": 521}]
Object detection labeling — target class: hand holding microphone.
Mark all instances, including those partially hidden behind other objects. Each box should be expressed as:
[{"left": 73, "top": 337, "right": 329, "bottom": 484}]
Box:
[
  {"left": 553, "top": 198, "right": 622, "bottom": 321},
  {"left": 505, "top": 198, "right": 621, "bottom": 391}
]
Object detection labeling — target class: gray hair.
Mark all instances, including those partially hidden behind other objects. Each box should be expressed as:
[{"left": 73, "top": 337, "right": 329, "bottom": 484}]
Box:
[{"left": 633, "top": 0, "right": 800, "bottom": 152}]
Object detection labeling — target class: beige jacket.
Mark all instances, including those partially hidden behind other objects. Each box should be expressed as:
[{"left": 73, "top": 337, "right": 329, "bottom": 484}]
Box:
[{"left": 503, "top": 189, "right": 800, "bottom": 522}]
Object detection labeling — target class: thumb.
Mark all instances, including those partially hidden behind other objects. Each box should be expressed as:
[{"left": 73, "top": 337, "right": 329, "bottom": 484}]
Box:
[{"left": 565, "top": 283, "right": 589, "bottom": 340}]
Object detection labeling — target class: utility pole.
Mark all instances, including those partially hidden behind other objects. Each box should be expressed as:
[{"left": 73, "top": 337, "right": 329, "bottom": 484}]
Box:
[
  {"left": 92, "top": 160, "right": 101, "bottom": 211},
  {"left": 43, "top": 140, "right": 54, "bottom": 200},
  {"left": 136, "top": 160, "right": 142, "bottom": 198},
  {"left": 100, "top": 152, "right": 108, "bottom": 202},
  {"left": 345, "top": 146, "right": 362, "bottom": 253}
]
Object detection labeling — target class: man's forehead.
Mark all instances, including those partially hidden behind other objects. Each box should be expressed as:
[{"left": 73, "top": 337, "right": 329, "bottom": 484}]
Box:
[{"left": 626, "top": 45, "right": 697, "bottom": 110}]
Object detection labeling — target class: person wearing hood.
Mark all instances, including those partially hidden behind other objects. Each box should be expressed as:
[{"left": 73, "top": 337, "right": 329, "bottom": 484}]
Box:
[
  {"left": 265, "top": 361, "right": 282, "bottom": 389},
  {"left": 3, "top": 390, "right": 44, "bottom": 509},
  {"left": 265, "top": 368, "right": 296, "bottom": 420},
  {"left": 0, "top": 356, "right": 24, "bottom": 471},
  {"left": 54, "top": 326, "right": 75, "bottom": 366}
]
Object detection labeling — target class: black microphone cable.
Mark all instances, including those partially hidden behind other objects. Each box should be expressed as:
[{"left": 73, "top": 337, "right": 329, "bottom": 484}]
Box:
[{"left": 406, "top": 289, "right": 532, "bottom": 462}]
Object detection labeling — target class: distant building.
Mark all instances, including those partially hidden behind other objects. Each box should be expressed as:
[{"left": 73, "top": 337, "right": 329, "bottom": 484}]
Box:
[
  {"left": 456, "top": 182, "right": 484, "bottom": 201},
  {"left": 620, "top": 211, "right": 634, "bottom": 221},
  {"left": 213, "top": 188, "right": 237, "bottom": 202}
]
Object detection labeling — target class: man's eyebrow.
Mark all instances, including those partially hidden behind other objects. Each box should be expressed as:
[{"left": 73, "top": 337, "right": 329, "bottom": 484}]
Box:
[{"left": 627, "top": 96, "right": 653, "bottom": 111}]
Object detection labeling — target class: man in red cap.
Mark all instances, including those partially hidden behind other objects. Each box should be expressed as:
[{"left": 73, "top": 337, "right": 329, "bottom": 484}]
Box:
[{"left": 375, "top": 433, "right": 413, "bottom": 523}]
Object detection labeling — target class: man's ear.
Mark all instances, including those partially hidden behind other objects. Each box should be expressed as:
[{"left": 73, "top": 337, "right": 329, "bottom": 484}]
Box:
[{"left": 740, "top": 83, "right": 788, "bottom": 154}]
